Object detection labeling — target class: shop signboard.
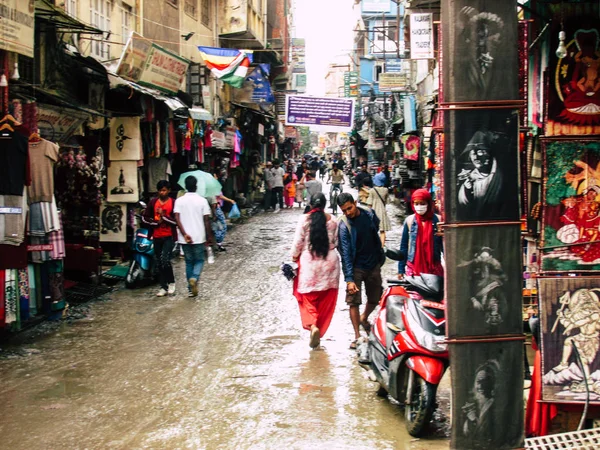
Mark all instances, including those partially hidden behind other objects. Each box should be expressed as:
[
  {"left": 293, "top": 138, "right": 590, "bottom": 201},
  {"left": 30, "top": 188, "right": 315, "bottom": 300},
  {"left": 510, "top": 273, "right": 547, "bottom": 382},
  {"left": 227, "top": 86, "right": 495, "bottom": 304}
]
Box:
[
  {"left": 344, "top": 71, "right": 359, "bottom": 97},
  {"left": 0, "top": 0, "right": 34, "bottom": 58},
  {"left": 291, "top": 38, "right": 306, "bottom": 74},
  {"left": 384, "top": 59, "right": 403, "bottom": 73},
  {"left": 37, "top": 104, "right": 89, "bottom": 144},
  {"left": 138, "top": 44, "right": 189, "bottom": 95},
  {"left": 362, "top": 0, "right": 390, "bottom": 13},
  {"left": 116, "top": 32, "right": 189, "bottom": 95},
  {"left": 379, "top": 73, "right": 407, "bottom": 91},
  {"left": 410, "top": 13, "right": 434, "bottom": 59},
  {"left": 292, "top": 73, "right": 307, "bottom": 93},
  {"left": 286, "top": 95, "right": 355, "bottom": 131}
]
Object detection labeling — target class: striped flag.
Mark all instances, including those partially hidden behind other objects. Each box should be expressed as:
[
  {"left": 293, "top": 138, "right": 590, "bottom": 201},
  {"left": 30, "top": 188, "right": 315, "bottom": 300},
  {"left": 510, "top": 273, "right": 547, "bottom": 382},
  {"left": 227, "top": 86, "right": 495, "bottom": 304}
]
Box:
[{"left": 197, "top": 46, "right": 253, "bottom": 88}]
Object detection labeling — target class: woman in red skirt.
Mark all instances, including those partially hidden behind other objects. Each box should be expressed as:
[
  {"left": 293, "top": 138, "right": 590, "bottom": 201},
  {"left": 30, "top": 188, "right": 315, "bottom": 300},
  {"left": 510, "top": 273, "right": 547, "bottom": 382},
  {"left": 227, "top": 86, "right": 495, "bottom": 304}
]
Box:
[{"left": 291, "top": 193, "right": 340, "bottom": 349}]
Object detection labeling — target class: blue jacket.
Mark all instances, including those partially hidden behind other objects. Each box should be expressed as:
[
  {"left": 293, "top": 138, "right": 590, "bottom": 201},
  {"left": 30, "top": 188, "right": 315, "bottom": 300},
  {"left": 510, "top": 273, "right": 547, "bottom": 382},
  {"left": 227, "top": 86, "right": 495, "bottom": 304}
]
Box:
[
  {"left": 398, "top": 214, "right": 443, "bottom": 274},
  {"left": 338, "top": 207, "right": 382, "bottom": 282}
]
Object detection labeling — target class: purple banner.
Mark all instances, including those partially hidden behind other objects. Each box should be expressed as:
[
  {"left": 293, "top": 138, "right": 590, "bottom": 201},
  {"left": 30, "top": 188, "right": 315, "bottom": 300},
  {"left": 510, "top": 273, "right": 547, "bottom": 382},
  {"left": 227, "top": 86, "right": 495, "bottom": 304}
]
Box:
[{"left": 285, "top": 95, "right": 355, "bottom": 131}]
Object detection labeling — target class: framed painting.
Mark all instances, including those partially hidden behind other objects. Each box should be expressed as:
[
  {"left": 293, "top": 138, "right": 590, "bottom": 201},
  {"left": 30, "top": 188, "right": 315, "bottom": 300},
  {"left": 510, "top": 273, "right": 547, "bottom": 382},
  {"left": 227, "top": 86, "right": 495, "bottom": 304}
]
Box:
[
  {"left": 442, "top": 0, "right": 519, "bottom": 102},
  {"left": 106, "top": 161, "right": 139, "bottom": 203},
  {"left": 99, "top": 202, "right": 126, "bottom": 243},
  {"left": 449, "top": 341, "right": 524, "bottom": 449},
  {"left": 545, "top": 14, "right": 600, "bottom": 136},
  {"left": 109, "top": 117, "right": 141, "bottom": 161},
  {"left": 541, "top": 139, "right": 600, "bottom": 272},
  {"left": 443, "top": 108, "right": 520, "bottom": 223},
  {"left": 539, "top": 277, "right": 600, "bottom": 404},
  {"left": 445, "top": 224, "right": 523, "bottom": 338}
]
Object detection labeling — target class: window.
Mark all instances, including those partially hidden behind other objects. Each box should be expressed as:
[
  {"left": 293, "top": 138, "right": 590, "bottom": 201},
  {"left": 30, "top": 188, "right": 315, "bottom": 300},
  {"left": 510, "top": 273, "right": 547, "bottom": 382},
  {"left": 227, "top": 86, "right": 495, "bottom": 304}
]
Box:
[
  {"left": 201, "top": 0, "right": 211, "bottom": 27},
  {"left": 166, "top": 0, "right": 178, "bottom": 7},
  {"left": 64, "top": 0, "right": 77, "bottom": 17},
  {"left": 90, "top": 0, "right": 112, "bottom": 59},
  {"left": 185, "top": 0, "right": 197, "bottom": 19},
  {"left": 121, "top": 5, "right": 132, "bottom": 43},
  {"left": 370, "top": 20, "right": 398, "bottom": 54},
  {"left": 373, "top": 62, "right": 384, "bottom": 82}
]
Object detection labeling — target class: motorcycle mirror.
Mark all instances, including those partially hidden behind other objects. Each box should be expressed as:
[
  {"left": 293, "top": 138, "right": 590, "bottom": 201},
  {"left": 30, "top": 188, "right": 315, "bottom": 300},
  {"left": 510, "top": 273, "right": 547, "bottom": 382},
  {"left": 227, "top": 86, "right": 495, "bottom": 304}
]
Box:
[
  {"left": 385, "top": 248, "right": 405, "bottom": 261},
  {"left": 139, "top": 201, "right": 147, "bottom": 208}
]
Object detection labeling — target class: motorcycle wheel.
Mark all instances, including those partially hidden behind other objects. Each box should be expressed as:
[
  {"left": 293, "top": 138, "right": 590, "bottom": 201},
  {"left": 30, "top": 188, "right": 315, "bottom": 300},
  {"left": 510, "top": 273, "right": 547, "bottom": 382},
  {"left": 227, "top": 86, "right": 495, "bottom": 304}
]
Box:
[
  {"left": 405, "top": 373, "right": 437, "bottom": 437},
  {"left": 125, "top": 261, "right": 141, "bottom": 289}
]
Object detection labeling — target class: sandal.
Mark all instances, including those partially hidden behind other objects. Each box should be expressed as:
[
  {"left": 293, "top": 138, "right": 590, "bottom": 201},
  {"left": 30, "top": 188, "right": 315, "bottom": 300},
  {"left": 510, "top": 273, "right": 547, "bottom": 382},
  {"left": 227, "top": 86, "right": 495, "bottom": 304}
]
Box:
[{"left": 349, "top": 339, "right": 358, "bottom": 350}]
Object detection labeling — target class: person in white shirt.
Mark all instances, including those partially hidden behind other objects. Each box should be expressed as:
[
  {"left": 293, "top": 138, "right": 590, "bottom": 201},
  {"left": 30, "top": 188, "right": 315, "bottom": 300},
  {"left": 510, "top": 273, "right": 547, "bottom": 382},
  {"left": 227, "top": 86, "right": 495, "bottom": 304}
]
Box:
[
  {"left": 174, "top": 176, "right": 214, "bottom": 297},
  {"left": 271, "top": 159, "right": 285, "bottom": 211}
]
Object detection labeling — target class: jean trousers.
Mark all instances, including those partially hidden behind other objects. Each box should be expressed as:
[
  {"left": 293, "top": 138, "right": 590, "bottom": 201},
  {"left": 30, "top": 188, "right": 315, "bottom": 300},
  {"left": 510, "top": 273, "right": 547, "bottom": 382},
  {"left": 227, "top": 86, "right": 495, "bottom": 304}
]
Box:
[
  {"left": 182, "top": 243, "right": 205, "bottom": 288},
  {"left": 154, "top": 236, "right": 175, "bottom": 289}
]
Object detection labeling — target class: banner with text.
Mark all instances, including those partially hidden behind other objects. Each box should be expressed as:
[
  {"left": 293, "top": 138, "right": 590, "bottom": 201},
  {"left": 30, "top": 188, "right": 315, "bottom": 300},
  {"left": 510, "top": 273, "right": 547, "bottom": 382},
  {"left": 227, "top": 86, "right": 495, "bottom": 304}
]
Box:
[
  {"left": 0, "top": 0, "right": 34, "bottom": 57},
  {"left": 410, "top": 13, "right": 434, "bottom": 59},
  {"left": 285, "top": 95, "right": 355, "bottom": 131}
]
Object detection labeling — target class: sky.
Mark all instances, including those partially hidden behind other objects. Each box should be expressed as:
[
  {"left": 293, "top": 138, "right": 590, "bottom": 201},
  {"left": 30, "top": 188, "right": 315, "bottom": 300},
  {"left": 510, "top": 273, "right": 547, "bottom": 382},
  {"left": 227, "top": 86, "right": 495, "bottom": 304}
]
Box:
[{"left": 293, "top": 0, "right": 357, "bottom": 96}]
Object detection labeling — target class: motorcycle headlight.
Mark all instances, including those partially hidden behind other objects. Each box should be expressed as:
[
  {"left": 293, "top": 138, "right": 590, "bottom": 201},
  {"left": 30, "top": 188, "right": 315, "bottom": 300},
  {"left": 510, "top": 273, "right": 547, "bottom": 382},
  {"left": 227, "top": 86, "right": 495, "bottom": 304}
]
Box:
[{"left": 405, "top": 308, "right": 447, "bottom": 353}]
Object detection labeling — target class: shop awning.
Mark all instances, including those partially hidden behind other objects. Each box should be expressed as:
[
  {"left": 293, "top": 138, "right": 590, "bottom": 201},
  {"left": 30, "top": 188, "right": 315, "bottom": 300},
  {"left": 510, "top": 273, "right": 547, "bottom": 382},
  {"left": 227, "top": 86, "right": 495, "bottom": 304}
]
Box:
[
  {"left": 189, "top": 107, "right": 213, "bottom": 121},
  {"left": 108, "top": 73, "right": 188, "bottom": 117},
  {"left": 35, "top": 0, "right": 104, "bottom": 35}
]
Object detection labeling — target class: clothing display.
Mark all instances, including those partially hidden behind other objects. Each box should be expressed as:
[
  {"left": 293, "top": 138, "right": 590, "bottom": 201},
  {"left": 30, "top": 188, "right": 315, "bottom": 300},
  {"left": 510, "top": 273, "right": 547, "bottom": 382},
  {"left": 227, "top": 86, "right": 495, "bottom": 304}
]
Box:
[
  {"left": 0, "top": 131, "right": 28, "bottom": 196},
  {"left": 147, "top": 157, "right": 172, "bottom": 192},
  {"left": 27, "top": 138, "right": 59, "bottom": 203}
]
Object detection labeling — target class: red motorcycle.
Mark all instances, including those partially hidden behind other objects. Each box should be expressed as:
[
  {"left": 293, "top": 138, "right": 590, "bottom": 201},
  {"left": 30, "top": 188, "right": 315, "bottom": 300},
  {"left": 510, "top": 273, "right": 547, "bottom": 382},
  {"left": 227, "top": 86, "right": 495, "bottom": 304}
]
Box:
[{"left": 358, "top": 250, "right": 448, "bottom": 437}]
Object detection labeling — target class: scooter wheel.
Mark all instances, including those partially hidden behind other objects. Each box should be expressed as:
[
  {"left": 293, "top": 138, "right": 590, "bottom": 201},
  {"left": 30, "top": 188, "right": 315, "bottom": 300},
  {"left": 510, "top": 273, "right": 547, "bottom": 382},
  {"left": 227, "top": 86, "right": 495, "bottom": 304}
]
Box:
[
  {"left": 376, "top": 386, "right": 388, "bottom": 398},
  {"left": 125, "top": 262, "right": 141, "bottom": 289},
  {"left": 405, "top": 374, "right": 437, "bottom": 437}
]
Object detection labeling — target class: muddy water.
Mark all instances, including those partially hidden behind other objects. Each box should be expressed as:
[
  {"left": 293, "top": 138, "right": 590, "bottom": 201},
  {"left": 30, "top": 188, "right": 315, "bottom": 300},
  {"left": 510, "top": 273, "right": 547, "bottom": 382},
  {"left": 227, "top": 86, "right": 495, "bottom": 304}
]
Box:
[{"left": 0, "top": 193, "right": 449, "bottom": 449}]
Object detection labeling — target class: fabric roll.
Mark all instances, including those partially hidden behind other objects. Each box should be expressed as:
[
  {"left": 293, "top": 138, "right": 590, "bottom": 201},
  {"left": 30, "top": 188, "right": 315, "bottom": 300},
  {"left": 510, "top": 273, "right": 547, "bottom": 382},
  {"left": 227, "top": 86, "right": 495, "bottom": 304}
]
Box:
[
  {"left": 0, "top": 269, "right": 5, "bottom": 327},
  {"left": 28, "top": 264, "right": 36, "bottom": 316},
  {"left": 18, "top": 268, "right": 29, "bottom": 321},
  {"left": 28, "top": 202, "right": 46, "bottom": 236},
  {"left": 4, "top": 269, "right": 17, "bottom": 326},
  {"left": 49, "top": 216, "right": 65, "bottom": 260}
]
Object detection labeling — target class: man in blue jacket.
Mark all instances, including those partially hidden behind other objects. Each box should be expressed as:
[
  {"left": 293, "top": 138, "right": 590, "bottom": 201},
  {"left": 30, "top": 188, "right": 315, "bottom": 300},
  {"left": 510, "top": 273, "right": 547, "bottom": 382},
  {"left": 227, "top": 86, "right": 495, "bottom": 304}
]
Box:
[{"left": 337, "top": 192, "right": 384, "bottom": 349}]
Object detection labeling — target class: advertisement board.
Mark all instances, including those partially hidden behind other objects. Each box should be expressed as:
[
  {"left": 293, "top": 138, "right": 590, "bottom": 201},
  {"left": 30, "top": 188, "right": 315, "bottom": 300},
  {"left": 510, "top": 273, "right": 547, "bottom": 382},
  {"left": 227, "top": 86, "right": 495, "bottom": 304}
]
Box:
[
  {"left": 0, "top": 0, "right": 35, "bottom": 58},
  {"left": 116, "top": 32, "right": 189, "bottom": 94},
  {"left": 285, "top": 95, "right": 355, "bottom": 131},
  {"left": 410, "top": 13, "right": 434, "bottom": 59},
  {"left": 37, "top": 105, "right": 89, "bottom": 144},
  {"left": 379, "top": 73, "right": 407, "bottom": 91}
]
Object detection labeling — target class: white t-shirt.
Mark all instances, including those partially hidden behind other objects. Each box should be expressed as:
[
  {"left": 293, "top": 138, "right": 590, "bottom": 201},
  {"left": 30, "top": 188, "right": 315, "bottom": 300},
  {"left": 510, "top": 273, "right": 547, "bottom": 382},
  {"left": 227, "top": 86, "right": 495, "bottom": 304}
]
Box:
[{"left": 173, "top": 193, "right": 211, "bottom": 244}]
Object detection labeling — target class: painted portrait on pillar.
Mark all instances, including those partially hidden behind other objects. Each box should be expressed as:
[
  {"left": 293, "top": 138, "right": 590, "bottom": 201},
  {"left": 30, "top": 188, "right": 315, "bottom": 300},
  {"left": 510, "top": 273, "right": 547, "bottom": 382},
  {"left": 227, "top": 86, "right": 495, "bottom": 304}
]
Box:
[
  {"left": 545, "top": 13, "right": 600, "bottom": 136},
  {"left": 442, "top": 0, "right": 519, "bottom": 102},
  {"left": 445, "top": 225, "right": 523, "bottom": 338},
  {"left": 541, "top": 140, "right": 600, "bottom": 272},
  {"left": 443, "top": 109, "right": 520, "bottom": 223},
  {"left": 450, "top": 341, "right": 524, "bottom": 449},
  {"left": 539, "top": 277, "right": 600, "bottom": 404}
]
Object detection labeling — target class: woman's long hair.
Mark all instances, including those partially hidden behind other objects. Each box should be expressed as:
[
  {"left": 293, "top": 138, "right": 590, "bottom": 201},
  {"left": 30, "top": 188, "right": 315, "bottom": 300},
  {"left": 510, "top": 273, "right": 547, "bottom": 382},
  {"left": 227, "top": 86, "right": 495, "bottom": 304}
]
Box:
[{"left": 308, "top": 193, "right": 329, "bottom": 259}]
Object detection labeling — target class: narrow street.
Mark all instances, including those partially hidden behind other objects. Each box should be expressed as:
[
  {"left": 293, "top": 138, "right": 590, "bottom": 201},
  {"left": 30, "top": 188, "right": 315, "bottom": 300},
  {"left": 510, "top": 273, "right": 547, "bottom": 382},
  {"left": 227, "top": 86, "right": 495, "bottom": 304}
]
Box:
[{"left": 0, "top": 196, "right": 449, "bottom": 450}]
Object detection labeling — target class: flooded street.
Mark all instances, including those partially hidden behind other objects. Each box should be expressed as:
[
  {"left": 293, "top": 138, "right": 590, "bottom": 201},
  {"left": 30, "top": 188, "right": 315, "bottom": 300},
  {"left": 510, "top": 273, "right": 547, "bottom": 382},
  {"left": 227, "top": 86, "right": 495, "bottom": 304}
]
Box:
[{"left": 0, "top": 195, "right": 449, "bottom": 449}]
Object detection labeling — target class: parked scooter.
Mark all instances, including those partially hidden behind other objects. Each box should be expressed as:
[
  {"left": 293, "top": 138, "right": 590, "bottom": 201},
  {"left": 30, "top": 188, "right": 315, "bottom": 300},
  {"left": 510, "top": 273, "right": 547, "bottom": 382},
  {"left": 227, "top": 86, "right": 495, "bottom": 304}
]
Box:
[
  {"left": 358, "top": 248, "right": 448, "bottom": 437},
  {"left": 125, "top": 202, "right": 156, "bottom": 288}
]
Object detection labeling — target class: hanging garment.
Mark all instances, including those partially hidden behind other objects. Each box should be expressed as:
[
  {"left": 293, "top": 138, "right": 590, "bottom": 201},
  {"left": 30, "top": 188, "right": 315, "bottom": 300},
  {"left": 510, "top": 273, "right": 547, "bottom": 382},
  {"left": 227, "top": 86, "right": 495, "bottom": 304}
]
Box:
[
  {"left": 0, "top": 188, "right": 27, "bottom": 245},
  {"left": 28, "top": 264, "right": 36, "bottom": 316},
  {"left": 0, "top": 269, "right": 5, "bottom": 327},
  {"left": 168, "top": 121, "right": 178, "bottom": 154},
  {"left": 27, "top": 138, "right": 59, "bottom": 203},
  {"left": 4, "top": 269, "right": 18, "bottom": 326},
  {"left": 28, "top": 202, "right": 46, "bottom": 236},
  {"left": 18, "top": 268, "right": 29, "bottom": 321},
  {"left": 0, "top": 131, "right": 28, "bottom": 196}
]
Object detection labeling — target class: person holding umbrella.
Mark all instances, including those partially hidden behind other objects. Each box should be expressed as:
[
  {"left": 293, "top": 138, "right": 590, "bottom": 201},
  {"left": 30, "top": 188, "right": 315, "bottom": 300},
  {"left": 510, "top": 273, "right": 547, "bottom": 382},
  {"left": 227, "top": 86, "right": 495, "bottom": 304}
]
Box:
[{"left": 174, "top": 175, "right": 214, "bottom": 297}]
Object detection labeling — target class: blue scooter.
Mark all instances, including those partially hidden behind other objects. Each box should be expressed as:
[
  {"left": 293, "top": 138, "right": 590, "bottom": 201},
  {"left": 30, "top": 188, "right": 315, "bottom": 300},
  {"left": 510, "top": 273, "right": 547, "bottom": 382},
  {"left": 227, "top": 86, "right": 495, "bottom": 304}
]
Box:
[{"left": 125, "top": 203, "right": 156, "bottom": 289}]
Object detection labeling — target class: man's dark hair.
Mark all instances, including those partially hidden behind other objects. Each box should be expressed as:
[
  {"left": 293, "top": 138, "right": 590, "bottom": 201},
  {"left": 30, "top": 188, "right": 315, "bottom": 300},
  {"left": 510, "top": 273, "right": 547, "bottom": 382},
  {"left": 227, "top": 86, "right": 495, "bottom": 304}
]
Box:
[
  {"left": 337, "top": 192, "right": 354, "bottom": 207},
  {"left": 156, "top": 180, "right": 170, "bottom": 191},
  {"left": 185, "top": 176, "right": 197, "bottom": 192}
]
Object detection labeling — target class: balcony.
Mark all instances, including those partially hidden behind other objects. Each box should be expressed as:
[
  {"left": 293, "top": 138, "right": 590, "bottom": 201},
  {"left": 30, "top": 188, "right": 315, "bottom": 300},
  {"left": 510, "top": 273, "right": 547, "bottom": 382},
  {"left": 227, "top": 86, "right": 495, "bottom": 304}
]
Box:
[{"left": 218, "top": 0, "right": 267, "bottom": 49}]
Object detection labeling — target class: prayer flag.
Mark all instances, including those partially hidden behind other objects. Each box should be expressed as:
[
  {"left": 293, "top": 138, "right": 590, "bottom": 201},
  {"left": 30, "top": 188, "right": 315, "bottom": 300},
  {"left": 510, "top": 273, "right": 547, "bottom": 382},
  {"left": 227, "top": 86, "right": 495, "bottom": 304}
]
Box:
[{"left": 197, "top": 46, "right": 253, "bottom": 88}]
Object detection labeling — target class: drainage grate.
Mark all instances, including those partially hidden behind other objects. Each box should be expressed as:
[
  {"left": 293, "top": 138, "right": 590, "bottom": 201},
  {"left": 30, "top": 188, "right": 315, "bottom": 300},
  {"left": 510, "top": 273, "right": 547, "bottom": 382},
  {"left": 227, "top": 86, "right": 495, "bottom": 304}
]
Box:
[
  {"left": 64, "top": 283, "right": 113, "bottom": 304},
  {"left": 525, "top": 428, "right": 600, "bottom": 450}
]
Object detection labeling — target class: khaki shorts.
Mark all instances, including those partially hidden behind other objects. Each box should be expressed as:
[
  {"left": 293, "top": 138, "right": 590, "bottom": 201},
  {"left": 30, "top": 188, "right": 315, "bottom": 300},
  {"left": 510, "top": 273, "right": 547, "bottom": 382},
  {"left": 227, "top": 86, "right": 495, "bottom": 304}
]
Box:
[{"left": 346, "top": 264, "right": 383, "bottom": 306}]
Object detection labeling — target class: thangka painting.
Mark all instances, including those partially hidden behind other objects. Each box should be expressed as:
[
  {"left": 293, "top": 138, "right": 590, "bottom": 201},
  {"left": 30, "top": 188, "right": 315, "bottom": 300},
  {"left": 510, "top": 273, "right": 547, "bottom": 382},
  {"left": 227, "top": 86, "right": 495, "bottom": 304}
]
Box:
[
  {"left": 445, "top": 225, "right": 523, "bottom": 338},
  {"left": 441, "top": 0, "right": 518, "bottom": 102},
  {"left": 109, "top": 117, "right": 141, "bottom": 161},
  {"left": 106, "top": 161, "right": 139, "bottom": 203},
  {"left": 443, "top": 109, "right": 520, "bottom": 223},
  {"left": 99, "top": 202, "right": 126, "bottom": 243},
  {"left": 450, "top": 341, "right": 524, "bottom": 449},
  {"left": 545, "top": 10, "right": 600, "bottom": 136},
  {"left": 539, "top": 277, "right": 600, "bottom": 404},
  {"left": 541, "top": 140, "right": 600, "bottom": 272}
]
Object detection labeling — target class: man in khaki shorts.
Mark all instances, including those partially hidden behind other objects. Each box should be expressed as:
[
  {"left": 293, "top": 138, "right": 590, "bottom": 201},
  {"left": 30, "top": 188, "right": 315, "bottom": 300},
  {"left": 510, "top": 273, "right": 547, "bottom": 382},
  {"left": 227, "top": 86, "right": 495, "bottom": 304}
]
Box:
[{"left": 336, "top": 192, "right": 384, "bottom": 349}]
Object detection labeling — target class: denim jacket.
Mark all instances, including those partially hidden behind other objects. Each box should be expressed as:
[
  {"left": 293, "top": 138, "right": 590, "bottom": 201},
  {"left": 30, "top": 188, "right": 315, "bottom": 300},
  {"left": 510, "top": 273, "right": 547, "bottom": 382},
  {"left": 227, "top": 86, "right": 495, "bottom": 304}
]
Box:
[
  {"left": 398, "top": 214, "right": 443, "bottom": 274},
  {"left": 338, "top": 207, "right": 382, "bottom": 282}
]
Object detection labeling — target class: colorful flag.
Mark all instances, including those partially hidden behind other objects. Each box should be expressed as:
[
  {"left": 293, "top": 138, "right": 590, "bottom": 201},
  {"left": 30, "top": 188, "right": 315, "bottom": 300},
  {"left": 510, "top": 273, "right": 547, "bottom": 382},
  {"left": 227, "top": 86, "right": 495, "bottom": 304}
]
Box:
[{"left": 197, "top": 46, "right": 253, "bottom": 88}]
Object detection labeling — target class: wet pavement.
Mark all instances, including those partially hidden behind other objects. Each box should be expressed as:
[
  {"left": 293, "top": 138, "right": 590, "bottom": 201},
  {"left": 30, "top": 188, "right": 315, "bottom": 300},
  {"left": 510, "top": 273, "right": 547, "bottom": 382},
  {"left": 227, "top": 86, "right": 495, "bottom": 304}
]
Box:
[{"left": 0, "top": 186, "right": 450, "bottom": 450}]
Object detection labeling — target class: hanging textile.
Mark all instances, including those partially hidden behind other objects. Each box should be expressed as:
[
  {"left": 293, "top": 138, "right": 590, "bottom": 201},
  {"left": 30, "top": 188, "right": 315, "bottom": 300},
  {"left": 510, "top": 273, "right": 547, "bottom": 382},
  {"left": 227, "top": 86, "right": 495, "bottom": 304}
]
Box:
[
  {"left": 18, "top": 268, "right": 29, "bottom": 321},
  {"left": 27, "top": 264, "right": 36, "bottom": 316}
]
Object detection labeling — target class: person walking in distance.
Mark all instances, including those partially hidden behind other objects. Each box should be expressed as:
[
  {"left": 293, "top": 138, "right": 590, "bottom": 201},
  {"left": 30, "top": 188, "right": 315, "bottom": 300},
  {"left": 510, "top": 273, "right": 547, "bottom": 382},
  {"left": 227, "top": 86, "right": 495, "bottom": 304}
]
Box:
[
  {"left": 263, "top": 161, "right": 274, "bottom": 211},
  {"left": 174, "top": 176, "right": 214, "bottom": 297},
  {"left": 301, "top": 172, "right": 323, "bottom": 213},
  {"left": 291, "top": 193, "right": 340, "bottom": 349},
  {"left": 271, "top": 159, "right": 285, "bottom": 212},
  {"left": 336, "top": 193, "right": 385, "bottom": 349},
  {"left": 142, "top": 180, "right": 177, "bottom": 296},
  {"left": 366, "top": 172, "right": 392, "bottom": 247}
]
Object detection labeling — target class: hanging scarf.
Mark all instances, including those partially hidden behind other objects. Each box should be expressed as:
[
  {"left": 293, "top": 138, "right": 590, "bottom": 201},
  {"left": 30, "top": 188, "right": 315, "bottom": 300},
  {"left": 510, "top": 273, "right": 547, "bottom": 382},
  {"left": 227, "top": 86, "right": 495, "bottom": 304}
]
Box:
[{"left": 411, "top": 188, "right": 435, "bottom": 275}]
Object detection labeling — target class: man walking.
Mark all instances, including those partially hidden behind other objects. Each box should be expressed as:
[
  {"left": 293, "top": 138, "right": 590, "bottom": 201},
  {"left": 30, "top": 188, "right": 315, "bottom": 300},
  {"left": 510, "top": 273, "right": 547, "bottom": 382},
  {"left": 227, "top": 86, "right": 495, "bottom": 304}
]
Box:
[
  {"left": 302, "top": 172, "right": 323, "bottom": 213},
  {"left": 263, "top": 161, "right": 274, "bottom": 211},
  {"left": 271, "top": 159, "right": 285, "bottom": 212},
  {"left": 336, "top": 192, "right": 384, "bottom": 349},
  {"left": 174, "top": 176, "right": 214, "bottom": 297}
]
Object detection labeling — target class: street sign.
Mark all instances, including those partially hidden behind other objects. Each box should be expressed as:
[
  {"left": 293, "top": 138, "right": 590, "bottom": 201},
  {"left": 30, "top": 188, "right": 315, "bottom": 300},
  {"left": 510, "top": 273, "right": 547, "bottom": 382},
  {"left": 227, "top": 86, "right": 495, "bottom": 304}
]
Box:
[
  {"left": 410, "top": 13, "right": 434, "bottom": 59},
  {"left": 285, "top": 95, "right": 355, "bottom": 131},
  {"left": 379, "top": 73, "right": 408, "bottom": 91}
]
